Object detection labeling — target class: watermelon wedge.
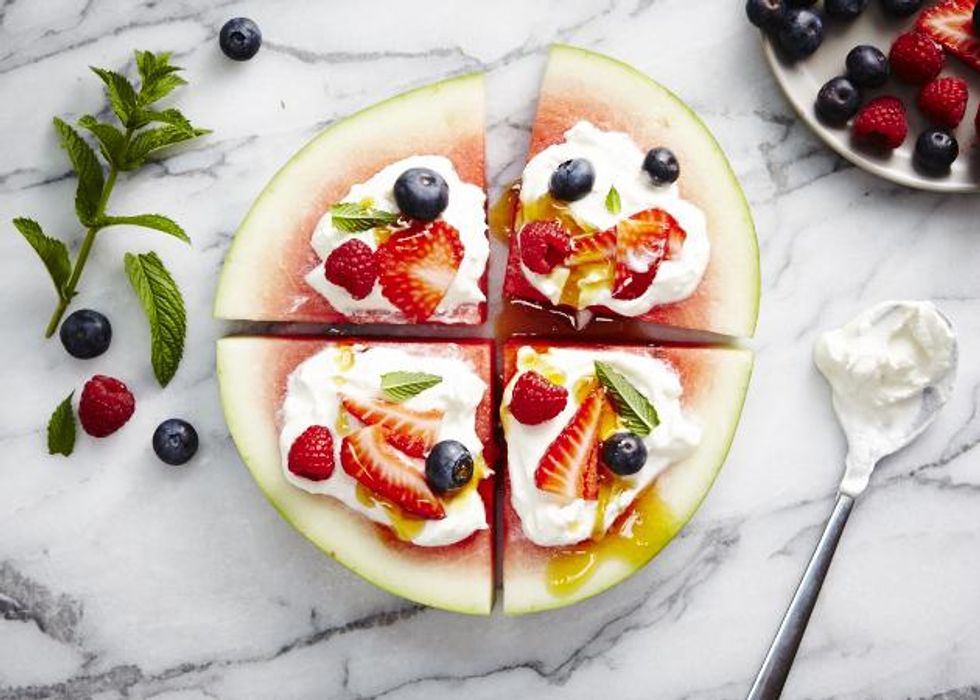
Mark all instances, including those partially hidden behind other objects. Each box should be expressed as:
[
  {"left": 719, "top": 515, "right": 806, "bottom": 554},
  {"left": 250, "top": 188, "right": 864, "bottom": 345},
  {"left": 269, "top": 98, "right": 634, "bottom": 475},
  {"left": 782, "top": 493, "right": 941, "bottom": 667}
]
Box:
[
  {"left": 214, "top": 74, "right": 488, "bottom": 325},
  {"left": 216, "top": 336, "right": 496, "bottom": 615},
  {"left": 500, "top": 341, "right": 753, "bottom": 615},
  {"left": 504, "top": 45, "right": 760, "bottom": 338}
]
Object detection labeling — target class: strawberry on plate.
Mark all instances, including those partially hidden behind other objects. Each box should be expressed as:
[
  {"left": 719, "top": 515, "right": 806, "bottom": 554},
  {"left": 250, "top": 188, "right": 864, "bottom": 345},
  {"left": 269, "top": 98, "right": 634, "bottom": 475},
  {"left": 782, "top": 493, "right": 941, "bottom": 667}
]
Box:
[
  {"left": 918, "top": 0, "right": 980, "bottom": 74},
  {"left": 340, "top": 394, "right": 442, "bottom": 458},
  {"left": 567, "top": 227, "right": 616, "bottom": 266},
  {"left": 534, "top": 386, "right": 605, "bottom": 502},
  {"left": 341, "top": 425, "right": 445, "bottom": 519},
  {"left": 613, "top": 208, "right": 686, "bottom": 300},
  {"left": 378, "top": 219, "right": 464, "bottom": 322}
]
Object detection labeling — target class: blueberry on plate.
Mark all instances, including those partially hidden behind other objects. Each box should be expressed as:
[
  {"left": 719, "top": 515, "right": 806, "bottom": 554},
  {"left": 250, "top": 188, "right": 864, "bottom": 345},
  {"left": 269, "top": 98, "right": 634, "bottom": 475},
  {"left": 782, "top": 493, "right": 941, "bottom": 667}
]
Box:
[
  {"left": 745, "top": 0, "right": 787, "bottom": 32},
  {"left": 914, "top": 128, "right": 959, "bottom": 176},
  {"left": 153, "top": 419, "right": 199, "bottom": 466},
  {"left": 219, "top": 18, "right": 261, "bottom": 61},
  {"left": 393, "top": 167, "right": 449, "bottom": 221},
  {"left": 59, "top": 309, "right": 112, "bottom": 359},
  {"left": 777, "top": 9, "right": 825, "bottom": 60},
  {"left": 425, "top": 440, "right": 474, "bottom": 494},
  {"left": 825, "top": 0, "right": 868, "bottom": 19},
  {"left": 879, "top": 0, "right": 923, "bottom": 17},
  {"left": 815, "top": 76, "right": 862, "bottom": 126},
  {"left": 846, "top": 45, "right": 890, "bottom": 88},
  {"left": 549, "top": 158, "right": 595, "bottom": 202},
  {"left": 601, "top": 432, "right": 648, "bottom": 476},
  {"left": 642, "top": 147, "right": 680, "bottom": 185},
  {"left": 786, "top": 0, "right": 817, "bottom": 5}
]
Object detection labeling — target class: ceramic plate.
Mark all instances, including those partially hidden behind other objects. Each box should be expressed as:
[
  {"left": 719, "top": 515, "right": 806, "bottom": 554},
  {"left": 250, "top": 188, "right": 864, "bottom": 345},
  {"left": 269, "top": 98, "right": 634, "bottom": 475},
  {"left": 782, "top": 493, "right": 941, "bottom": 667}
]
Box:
[{"left": 763, "top": 4, "right": 980, "bottom": 193}]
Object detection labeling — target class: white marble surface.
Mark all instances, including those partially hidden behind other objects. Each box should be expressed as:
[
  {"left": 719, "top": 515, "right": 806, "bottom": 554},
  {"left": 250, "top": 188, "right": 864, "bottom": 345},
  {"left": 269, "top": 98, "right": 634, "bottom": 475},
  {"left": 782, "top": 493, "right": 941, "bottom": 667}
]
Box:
[{"left": 2, "top": 1, "right": 980, "bottom": 698}]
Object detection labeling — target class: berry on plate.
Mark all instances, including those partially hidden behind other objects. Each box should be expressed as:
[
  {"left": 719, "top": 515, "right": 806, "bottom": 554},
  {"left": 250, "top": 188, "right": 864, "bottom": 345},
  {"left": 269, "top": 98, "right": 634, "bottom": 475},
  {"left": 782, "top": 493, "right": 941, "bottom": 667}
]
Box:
[
  {"left": 377, "top": 219, "right": 464, "bottom": 321},
  {"left": 509, "top": 371, "right": 569, "bottom": 425},
  {"left": 816, "top": 76, "right": 862, "bottom": 126},
  {"left": 777, "top": 8, "right": 825, "bottom": 60},
  {"left": 549, "top": 158, "right": 595, "bottom": 202},
  {"left": 219, "top": 18, "right": 261, "bottom": 61},
  {"left": 324, "top": 239, "right": 379, "bottom": 300},
  {"left": 746, "top": 0, "right": 787, "bottom": 32},
  {"left": 519, "top": 220, "right": 572, "bottom": 274},
  {"left": 846, "top": 45, "right": 890, "bottom": 88},
  {"left": 340, "top": 394, "right": 441, "bottom": 458},
  {"left": 425, "top": 440, "right": 474, "bottom": 494},
  {"left": 153, "top": 418, "right": 199, "bottom": 466},
  {"left": 287, "top": 425, "right": 335, "bottom": 480},
  {"left": 393, "top": 167, "right": 449, "bottom": 222},
  {"left": 889, "top": 32, "right": 945, "bottom": 83},
  {"left": 852, "top": 96, "right": 909, "bottom": 149},
  {"left": 825, "top": 0, "right": 869, "bottom": 19},
  {"left": 601, "top": 432, "right": 648, "bottom": 476},
  {"left": 341, "top": 425, "right": 445, "bottom": 519},
  {"left": 880, "top": 0, "right": 923, "bottom": 17},
  {"left": 613, "top": 208, "right": 686, "bottom": 300},
  {"left": 917, "top": 77, "right": 969, "bottom": 128},
  {"left": 642, "top": 147, "right": 681, "bottom": 185},
  {"left": 917, "top": 0, "right": 980, "bottom": 74},
  {"left": 914, "top": 127, "right": 959, "bottom": 175},
  {"left": 79, "top": 375, "right": 135, "bottom": 438},
  {"left": 59, "top": 309, "right": 112, "bottom": 359},
  {"left": 534, "top": 386, "right": 605, "bottom": 502}
]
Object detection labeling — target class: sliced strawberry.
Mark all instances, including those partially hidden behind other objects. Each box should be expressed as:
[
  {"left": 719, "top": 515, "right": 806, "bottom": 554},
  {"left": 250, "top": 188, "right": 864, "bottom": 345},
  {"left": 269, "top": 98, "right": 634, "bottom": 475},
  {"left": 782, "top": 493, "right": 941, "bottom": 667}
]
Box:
[
  {"left": 612, "top": 208, "right": 684, "bottom": 299},
  {"left": 377, "top": 220, "right": 464, "bottom": 322},
  {"left": 567, "top": 227, "right": 616, "bottom": 266},
  {"left": 340, "top": 395, "right": 442, "bottom": 458},
  {"left": 534, "top": 387, "right": 605, "bottom": 502},
  {"left": 341, "top": 426, "right": 445, "bottom": 519},
  {"left": 918, "top": 0, "right": 980, "bottom": 74}
]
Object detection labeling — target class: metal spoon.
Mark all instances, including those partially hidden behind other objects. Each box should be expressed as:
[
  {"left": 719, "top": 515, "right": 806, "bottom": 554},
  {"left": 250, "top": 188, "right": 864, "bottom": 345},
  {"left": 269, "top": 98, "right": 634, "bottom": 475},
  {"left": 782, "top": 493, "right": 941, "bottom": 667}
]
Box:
[{"left": 746, "top": 304, "right": 958, "bottom": 700}]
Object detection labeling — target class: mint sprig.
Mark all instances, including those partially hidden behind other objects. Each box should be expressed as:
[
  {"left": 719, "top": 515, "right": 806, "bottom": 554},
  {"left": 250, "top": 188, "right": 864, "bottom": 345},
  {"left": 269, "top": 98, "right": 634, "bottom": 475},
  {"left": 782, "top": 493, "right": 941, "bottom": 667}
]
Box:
[
  {"left": 594, "top": 361, "right": 659, "bottom": 436},
  {"left": 605, "top": 186, "right": 621, "bottom": 215},
  {"left": 47, "top": 392, "right": 76, "bottom": 457},
  {"left": 125, "top": 251, "right": 186, "bottom": 387},
  {"left": 12, "top": 49, "right": 208, "bottom": 339},
  {"left": 330, "top": 202, "right": 400, "bottom": 233},
  {"left": 380, "top": 371, "right": 442, "bottom": 402}
]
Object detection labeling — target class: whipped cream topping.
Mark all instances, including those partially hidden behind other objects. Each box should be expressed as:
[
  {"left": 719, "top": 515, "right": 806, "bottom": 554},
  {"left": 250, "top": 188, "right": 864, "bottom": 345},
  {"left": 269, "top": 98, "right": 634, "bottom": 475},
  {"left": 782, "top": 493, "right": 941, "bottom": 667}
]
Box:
[
  {"left": 279, "top": 344, "right": 490, "bottom": 546},
  {"left": 518, "top": 121, "right": 710, "bottom": 316},
  {"left": 305, "top": 155, "right": 488, "bottom": 320},
  {"left": 502, "top": 346, "right": 701, "bottom": 547},
  {"left": 814, "top": 301, "right": 957, "bottom": 496}
]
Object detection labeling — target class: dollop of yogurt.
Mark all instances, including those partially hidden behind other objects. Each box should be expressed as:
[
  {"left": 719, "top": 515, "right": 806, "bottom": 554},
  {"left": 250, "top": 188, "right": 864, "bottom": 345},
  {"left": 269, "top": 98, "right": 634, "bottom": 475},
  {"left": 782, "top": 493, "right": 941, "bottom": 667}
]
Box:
[
  {"left": 814, "top": 301, "right": 957, "bottom": 496},
  {"left": 279, "top": 344, "right": 490, "bottom": 546},
  {"left": 518, "top": 121, "right": 710, "bottom": 316},
  {"left": 305, "top": 155, "right": 488, "bottom": 321},
  {"left": 502, "top": 346, "right": 702, "bottom": 547}
]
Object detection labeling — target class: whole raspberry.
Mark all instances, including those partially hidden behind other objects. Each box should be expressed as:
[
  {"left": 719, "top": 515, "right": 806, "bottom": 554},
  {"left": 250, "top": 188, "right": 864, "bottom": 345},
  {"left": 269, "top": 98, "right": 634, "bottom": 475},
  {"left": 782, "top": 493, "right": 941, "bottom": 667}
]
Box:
[
  {"left": 519, "top": 220, "right": 572, "bottom": 274},
  {"left": 287, "top": 425, "right": 335, "bottom": 481},
  {"left": 509, "top": 371, "right": 568, "bottom": 425},
  {"left": 918, "top": 77, "right": 969, "bottom": 129},
  {"left": 889, "top": 32, "right": 944, "bottom": 84},
  {"left": 79, "top": 375, "right": 135, "bottom": 438},
  {"left": 853, "top": 96, "right": 908, "bottom": 150},
  {"left": 324, "top": 239, "right": 378, "bottom": 300}
]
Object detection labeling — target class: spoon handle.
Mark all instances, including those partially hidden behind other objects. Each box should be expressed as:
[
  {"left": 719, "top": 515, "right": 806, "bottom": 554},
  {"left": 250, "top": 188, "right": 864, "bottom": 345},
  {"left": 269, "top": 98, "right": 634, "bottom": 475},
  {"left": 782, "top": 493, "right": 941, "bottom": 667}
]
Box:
[{"left": 746, "top": 493, "right": 855, "bottom": 700}]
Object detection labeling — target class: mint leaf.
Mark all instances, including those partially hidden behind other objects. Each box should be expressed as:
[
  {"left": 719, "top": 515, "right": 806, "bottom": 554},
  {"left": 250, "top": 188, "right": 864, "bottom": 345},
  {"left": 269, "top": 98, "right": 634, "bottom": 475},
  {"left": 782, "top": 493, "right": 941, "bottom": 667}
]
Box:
[
  {"left": 330, "top": 202, "right": 400, "bottom": 233},
  {"left": 47, "top": 392, "right": 76, "bottom": 457},
  {"left": 125, "top": 251, "right": 186, "bottom": 387},
  {"left": 136, "top": 108, "right": 193, "bottom": 131},
  {"left": 139, "top": 73, "right": 187, "bottom": 106},
  {"left": 53, "top": 117, "right": 104, "bottom": 226},
  {"left": 104, "top": 214, "right": 190, "bottom": 244},
  {"left": 78, "top": 115, "right": 127, "bottom": 167},
  {"left": 13, "top": 218, "right": 72, "bottom": 299},
  {"left": 135, "top": 50, "right": 185, "bottom": 105},
  {"left": 594, "top": 361, "right": 659, "bottom": 437},
  {"left": 605, "top": 186, "right": 621, "bottom": 215},
  {"left": 125, "top": 125, "right": 208, "bottom": 168},
  {"left": 380, "top": 371, "right": 442, "bottom": 402},
  {"left": 91, "top": 67, "right": 138, "bottom": 125}
]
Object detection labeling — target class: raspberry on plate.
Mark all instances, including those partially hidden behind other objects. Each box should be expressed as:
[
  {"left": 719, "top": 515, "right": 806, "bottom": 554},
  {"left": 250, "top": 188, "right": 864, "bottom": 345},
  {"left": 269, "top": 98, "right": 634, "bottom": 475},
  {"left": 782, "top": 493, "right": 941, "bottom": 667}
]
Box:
[
  {"left": 324, "top": 239, "right": 379, "bottom": 300},
  {"left": 287, "top": 425, "right": 336, "bottom": 481},
  {"left": 519, "top": 220, "right": 572, "bottom": 274},
  {"left": 509, "top": 371, "right": 569, "bottom": 425},
  {"left": 889, "top": 32, "right": 945, "bottom": 84},
  {"left": 852, "top": 96, "right": 909, "bottom": 150},
  {"left": 79, "top": 375, "right": 135, "bottom": 438},
  {"left": 917, "top": 77, "right": 969, "bottom": 128}
]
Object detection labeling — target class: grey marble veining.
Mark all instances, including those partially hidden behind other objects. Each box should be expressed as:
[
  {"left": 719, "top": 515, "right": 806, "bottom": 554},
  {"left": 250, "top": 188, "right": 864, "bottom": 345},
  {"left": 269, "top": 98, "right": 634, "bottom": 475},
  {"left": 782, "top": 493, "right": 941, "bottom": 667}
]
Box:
[{"left": 2, "top": 1, "right": 980, "bottom": 698}]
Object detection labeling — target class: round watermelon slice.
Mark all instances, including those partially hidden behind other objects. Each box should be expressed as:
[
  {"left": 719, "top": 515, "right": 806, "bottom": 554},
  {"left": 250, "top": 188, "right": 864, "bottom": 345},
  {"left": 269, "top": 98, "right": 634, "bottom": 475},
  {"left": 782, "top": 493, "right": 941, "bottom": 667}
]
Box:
[
  {"left": 501, "top": 341, "right": 753, "bottom": 615},
  {"left": 504, "top": 45, "right": 760, "bottom": 338},
  {"left": 216, "top": 336, "right": 496, "bottom": 615},
  {"left": 214, "top": 74, "right": 487, "bottom": 325}
]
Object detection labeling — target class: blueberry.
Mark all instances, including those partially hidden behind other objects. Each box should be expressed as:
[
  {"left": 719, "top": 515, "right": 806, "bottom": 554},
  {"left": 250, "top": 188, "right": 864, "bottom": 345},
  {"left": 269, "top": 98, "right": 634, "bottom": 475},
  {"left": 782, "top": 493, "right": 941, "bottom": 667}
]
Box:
[
  {"left": 845, "top": 45, "right": 890, "bottom": 88},
  {"left": 393, "top": 167, "right": 449, "bottom": 221},
  {"left": 219, "top": 18, "right": 262, "bottom": 61},
  {"left": 815, "top": 76, "right": 862, "bottom": 126},
  {"left": 777, "top": 9, "right": 824, "bottom": 59},
  {"left": 548, "top": 158, "right": 595, "bottom": 202},
  {"left": 745, "top": 0, "right": 787, "bottom": 32},
  {"left": 601, "top": 433, "right": 648, "bottom": 476},
  {"left": 879, "top": 0, "right": 923, "bottom": 17},
  {"left": 59, "top": 309, "right": 111, "bottom": 359},
  {"left": 425, "top": 440, "right": 473, "bottom": 494},
  {"left": 786, "top": 0, "right": 817, "bottom": 5},
  {"left": 914, "top": 128, "right": 959, "bottom": 176},
  {"left": 152, "top": 419, "right": 199, "bottom": 466},
  {"left": 825, "top": 0, "right": 868, "bottom": 18},
  {"left": 642, "top": 147, "right": 680, "bottom": 185}
]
